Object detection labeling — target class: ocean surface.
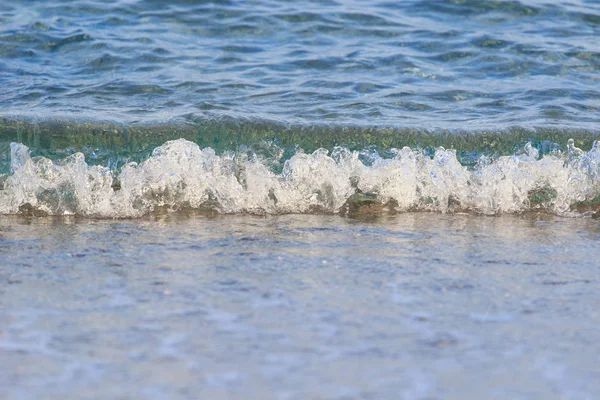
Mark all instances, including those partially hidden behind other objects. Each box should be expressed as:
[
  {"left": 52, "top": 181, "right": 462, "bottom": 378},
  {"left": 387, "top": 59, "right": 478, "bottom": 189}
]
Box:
[
  {"left": 1, "top": 0, "right": 600, "bottom": 127},
  {"left": 1, "top": 0, "right": 600, "bottom": 399}
]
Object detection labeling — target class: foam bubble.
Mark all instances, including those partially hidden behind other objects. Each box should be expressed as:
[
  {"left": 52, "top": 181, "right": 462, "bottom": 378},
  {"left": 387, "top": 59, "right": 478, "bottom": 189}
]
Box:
[{"left": 0, "top": 139, "right": 598, "bottom": 218}]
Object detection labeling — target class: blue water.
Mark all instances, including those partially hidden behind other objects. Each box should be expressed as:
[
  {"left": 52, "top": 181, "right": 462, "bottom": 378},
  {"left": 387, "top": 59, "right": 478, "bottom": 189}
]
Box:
[
  {"left": 1, "top": 2, "right": 600, "bottom": 399},
  {"left": 1, "top": 0, "right": 599, "bottom": 128},
  {"left": 1, "top": 214, "right": 600, "bottom": 399}
]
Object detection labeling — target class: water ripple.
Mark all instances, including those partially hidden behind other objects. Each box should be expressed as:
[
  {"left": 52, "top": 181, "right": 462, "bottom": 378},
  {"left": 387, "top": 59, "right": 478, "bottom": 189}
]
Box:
[{"left": 0, "top": 0, "right": 598, "bottom": 128}]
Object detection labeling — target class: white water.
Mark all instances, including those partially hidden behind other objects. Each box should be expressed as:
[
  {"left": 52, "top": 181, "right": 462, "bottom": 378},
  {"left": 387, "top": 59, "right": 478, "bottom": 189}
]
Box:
[{"left": 1, "top": 139, "right": 599, "bottom": 218}]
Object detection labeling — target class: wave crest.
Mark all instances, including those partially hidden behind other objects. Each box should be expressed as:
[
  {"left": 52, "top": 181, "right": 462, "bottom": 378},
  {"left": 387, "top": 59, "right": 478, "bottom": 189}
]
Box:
[{"left": 1, "top": 138, "right": 599, "bottom": 218}]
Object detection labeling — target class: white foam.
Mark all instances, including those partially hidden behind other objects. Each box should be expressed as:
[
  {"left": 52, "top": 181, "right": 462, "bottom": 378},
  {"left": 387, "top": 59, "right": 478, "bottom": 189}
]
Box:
[{"left": 0, "top": 138, "right": 598, "bottom": 217}]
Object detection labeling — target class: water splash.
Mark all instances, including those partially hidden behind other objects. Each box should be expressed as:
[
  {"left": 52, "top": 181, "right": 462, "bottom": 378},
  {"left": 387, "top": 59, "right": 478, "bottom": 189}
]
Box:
[{"left": 0, "top": 139, "right": 599, "bottom": 218}]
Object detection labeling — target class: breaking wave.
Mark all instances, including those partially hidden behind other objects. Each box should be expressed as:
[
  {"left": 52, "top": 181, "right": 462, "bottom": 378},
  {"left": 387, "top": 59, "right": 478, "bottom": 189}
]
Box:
[{"left": 1, "top": 138, "right": 599, "bottom": 218}]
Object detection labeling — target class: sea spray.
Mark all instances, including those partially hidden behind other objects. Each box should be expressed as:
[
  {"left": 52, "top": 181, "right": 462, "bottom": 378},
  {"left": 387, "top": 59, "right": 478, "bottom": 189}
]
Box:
[{"left": 0, "top": 139, "right": 599, "bottom": 218}]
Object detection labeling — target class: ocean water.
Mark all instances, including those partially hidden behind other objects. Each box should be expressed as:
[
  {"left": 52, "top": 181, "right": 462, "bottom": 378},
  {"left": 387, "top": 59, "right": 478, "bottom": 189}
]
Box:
[
  {"left": 1, "top": 214, "right": 600, "bottom": 399},
  {"left": 1, "top": 0, "right": 600, "bottom": 127},
  {"left": 1, "top": 0, "right": 600, "bottom": 399}
]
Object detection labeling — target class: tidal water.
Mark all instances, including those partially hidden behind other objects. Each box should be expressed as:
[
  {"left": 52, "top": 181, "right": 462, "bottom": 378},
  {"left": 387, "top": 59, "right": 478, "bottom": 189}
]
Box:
[
  {"left": 1, "top": 0, "right": 599, "bottom": 127},
  {"left": 1, "top": 214, "right": 600, "bottom": 399},
  {"left": 1, "top": 0, "right": 600, "bottom": 399}
]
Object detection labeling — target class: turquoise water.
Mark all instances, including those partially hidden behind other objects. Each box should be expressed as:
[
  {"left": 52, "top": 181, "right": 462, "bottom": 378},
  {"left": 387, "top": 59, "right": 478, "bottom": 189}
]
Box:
[{"left": 1, "top": 1, "right": 600, "bottom": 399}]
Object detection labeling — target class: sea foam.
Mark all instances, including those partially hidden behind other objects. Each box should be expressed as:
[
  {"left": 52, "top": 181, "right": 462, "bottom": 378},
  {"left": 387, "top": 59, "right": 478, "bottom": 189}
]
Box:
[{"left": 0, "top": 139, "right": 599, "bottom": 218}]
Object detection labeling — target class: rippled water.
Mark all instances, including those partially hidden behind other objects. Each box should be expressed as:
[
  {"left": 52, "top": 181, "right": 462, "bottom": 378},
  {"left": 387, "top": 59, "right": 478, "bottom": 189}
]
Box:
[
  {"left": 1, "top": 0, "right": 599, "bottom": 127},
  {"left": 2, "top": 2, "right": 600, "bottom": 399}
]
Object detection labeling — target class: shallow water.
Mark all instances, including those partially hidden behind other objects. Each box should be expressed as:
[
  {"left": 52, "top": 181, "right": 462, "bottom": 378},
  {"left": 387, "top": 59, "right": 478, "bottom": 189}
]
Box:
[
  {"left": 1, "top": 0, "right": 599, "bottom": 128},
  {"left": 2, "top": 1, "right": 600, "bottom": 398},
  {"left": 1, "top": 1, "right": 600, "bottom": 218},
  {"left": 1, "top": 213, "right": 599, "bottom": 399},
  {"left": 1, "top": 1, "right": 600, "bottom": 219}
]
